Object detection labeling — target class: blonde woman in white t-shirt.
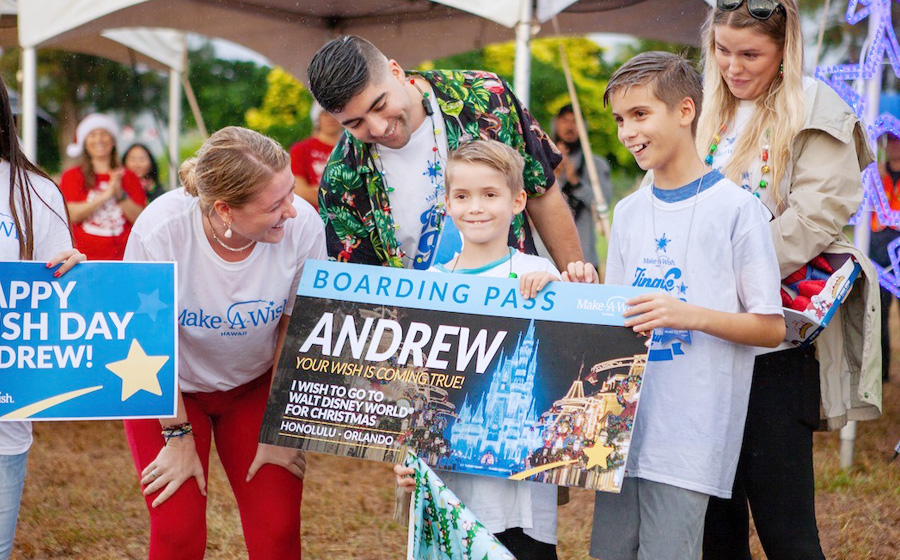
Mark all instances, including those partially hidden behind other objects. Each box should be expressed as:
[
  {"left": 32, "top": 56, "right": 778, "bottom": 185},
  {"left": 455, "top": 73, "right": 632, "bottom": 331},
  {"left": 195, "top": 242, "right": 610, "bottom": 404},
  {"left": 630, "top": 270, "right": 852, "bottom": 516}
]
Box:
[
  {"left": 0, "top": 77, "right": 84, "bottom": 560},
  {"left": 123, "top": 126, "right": 326, "bottom": 560}
]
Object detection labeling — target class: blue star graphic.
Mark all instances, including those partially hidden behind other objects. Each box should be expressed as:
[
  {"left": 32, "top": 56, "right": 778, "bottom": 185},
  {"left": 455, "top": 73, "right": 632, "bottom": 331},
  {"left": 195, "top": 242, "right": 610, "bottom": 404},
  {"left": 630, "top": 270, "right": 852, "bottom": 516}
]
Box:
[
  {"left": 136, "top": 289, "right": 169, "bottom": 321},
  {"left": 423, "top": 161, "right": 443, "bottom": 180},
  {"left": 655, "top": 234, "right": 671, "bottom": 253},
  {"left": 678, "top": 283, "right": 688, "bottom": 295}
]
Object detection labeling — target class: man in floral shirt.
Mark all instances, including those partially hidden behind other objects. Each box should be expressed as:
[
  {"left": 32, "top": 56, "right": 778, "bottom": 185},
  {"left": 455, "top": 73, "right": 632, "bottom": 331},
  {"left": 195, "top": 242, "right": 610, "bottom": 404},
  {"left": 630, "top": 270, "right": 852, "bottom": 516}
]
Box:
[{"left": 307, "top": 35, "right": 584, "bottom": 271}]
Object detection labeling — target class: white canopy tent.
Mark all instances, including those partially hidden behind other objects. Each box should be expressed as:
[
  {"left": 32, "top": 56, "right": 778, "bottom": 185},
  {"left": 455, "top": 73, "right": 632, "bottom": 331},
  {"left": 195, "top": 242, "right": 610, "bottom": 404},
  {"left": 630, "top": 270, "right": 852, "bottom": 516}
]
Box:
[
  {"left": 436, "top": 0, "right": 715, "bottom": 104},
  {"left": 9, "top": 0, "right": 186, "bottom": 179},
  {"left": 17, "top": 0, "right": 714, "bottom": 129}
]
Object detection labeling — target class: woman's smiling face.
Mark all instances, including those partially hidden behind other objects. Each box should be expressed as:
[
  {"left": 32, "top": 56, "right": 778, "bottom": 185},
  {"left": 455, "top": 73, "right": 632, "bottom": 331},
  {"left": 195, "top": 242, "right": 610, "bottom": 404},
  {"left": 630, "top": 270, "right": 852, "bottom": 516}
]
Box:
[{"left": 714, "top": 24, "right": 783, "bottom": 101}]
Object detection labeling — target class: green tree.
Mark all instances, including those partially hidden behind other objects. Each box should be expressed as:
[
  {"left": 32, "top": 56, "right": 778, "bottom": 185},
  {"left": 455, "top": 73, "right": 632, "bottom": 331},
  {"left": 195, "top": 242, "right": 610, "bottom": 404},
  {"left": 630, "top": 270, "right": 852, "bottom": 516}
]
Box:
[
  {"left": 0, "top": 49, "right": 166, "bottom": 173},
  {"left": 244, "top": 67, "right": 313, "bottom": 148},
  {"left": 183, "top": 42, "right": 270, "bottom": 134},
  {"left": 424, "top": 38, "right": 637, "bottom": 190}
]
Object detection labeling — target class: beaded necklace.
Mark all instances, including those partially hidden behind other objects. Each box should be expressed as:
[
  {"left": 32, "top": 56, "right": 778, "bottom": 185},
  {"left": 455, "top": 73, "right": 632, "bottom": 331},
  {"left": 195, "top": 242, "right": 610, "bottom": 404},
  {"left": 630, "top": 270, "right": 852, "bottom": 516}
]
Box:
[
  {"left": 370, "top": 77, "right": 446, "bottom": 268},
  {"left": 705, "top": 123, "right": 771, "bottom": 195}
]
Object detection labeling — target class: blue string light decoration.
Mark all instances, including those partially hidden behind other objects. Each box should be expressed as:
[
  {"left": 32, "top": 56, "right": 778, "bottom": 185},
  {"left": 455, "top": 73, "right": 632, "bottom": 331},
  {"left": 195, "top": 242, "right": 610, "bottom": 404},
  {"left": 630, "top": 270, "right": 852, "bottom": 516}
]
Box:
[
  {"left": 873, "top": 236, "right": 900, "bottom": 298},
  {"left": 814, "top": 0, "right": 900, "bottom": 292}
]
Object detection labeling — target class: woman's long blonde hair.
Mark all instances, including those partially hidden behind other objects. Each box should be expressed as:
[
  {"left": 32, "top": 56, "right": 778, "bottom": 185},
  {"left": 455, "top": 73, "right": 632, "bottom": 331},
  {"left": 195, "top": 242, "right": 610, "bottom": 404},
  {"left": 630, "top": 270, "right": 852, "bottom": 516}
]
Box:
[{"left": 696, "top": 0, "right": 806, "bottom": 211}]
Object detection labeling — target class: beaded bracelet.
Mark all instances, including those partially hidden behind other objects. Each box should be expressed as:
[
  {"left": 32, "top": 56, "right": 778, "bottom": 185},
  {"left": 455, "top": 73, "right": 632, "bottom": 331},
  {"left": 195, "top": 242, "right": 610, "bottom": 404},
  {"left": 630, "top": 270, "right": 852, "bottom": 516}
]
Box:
[{"left": 162, "top": 422, "right": 193, "bottom": 442}]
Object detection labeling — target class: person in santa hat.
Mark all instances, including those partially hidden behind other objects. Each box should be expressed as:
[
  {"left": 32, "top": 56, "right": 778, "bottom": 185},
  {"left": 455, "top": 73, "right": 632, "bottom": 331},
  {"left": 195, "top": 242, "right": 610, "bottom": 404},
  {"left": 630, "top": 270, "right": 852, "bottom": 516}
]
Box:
[{"left": 60, "top": 113, "right": 147, "bottom": 260}]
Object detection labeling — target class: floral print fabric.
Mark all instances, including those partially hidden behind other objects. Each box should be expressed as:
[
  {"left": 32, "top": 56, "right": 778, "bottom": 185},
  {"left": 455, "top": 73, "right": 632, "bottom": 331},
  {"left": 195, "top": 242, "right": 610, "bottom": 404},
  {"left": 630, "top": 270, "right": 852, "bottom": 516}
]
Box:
[
  {"left": 405, "top": 451, "right": 515, "bottom": 560},
  {"left": 319, "top": 69, "right": 562, "bottom": 267}
]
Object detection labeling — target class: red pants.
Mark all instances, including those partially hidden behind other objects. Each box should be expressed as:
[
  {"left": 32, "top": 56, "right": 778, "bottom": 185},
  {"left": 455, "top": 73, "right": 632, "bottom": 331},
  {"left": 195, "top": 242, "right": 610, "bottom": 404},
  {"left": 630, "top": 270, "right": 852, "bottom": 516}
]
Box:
[{"left": 124, "top": 373, "right": 302, "bottom": 560}]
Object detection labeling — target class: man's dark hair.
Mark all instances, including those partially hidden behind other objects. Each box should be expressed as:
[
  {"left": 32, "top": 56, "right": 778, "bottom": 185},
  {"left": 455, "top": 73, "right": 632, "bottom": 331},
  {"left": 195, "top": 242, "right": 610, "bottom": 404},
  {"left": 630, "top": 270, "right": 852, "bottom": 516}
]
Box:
[
  {"left": 603, "top": 51, "right": 703, "bottom": 136},
  {"left": 307, "top": 36, "right": 388, "bottom": 113},
  {"left": 556, "top": 104, "right": 574, "bottom": 118}
]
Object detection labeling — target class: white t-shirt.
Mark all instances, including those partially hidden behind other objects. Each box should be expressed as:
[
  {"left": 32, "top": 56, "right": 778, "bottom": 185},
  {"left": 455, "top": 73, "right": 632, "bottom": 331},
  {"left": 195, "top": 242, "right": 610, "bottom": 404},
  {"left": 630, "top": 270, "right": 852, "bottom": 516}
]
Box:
[
  {"left": 606, "top": 172, "right": 782, "bottom": 498},
  {"left": 0, "top": 162, "right": 72, "bottom": 455},
  {"left": 123, "top": 189, "right": 326, "bottom": 393},
  {"left": 377, "top": 93, "right": 452, "bottom": 270},
  {"left": 712, "top": 76, "right": 816, "bottom": 219},
  {"left": 429, "top": 249, "right": 559, "bottom": 544},
  {"left": 711, "top": 77, "right": 815, "bottom": 355}
]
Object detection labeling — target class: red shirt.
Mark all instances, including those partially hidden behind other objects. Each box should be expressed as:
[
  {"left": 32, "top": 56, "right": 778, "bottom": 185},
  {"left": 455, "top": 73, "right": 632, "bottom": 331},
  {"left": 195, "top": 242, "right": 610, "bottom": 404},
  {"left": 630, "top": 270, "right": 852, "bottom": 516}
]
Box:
[
  {"left": 872, "top": 163, "right": 900, "bottom": 232},
  {"left": 290, "top": 137, "right": 335, "bottom": 187},
  {"left": 60, "top": 166, "right": 147, "bottom": 260}
]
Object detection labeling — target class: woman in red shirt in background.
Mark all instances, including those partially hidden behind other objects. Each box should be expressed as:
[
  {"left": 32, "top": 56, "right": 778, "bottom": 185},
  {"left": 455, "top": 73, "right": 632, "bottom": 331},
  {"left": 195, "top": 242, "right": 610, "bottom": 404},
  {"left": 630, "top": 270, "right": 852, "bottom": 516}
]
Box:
[
  {"left": 289, "top": 102, "right": 341, "bottom": 209},
  {"left": 60, "top": 114, "right": 146, "bottom": 260}
]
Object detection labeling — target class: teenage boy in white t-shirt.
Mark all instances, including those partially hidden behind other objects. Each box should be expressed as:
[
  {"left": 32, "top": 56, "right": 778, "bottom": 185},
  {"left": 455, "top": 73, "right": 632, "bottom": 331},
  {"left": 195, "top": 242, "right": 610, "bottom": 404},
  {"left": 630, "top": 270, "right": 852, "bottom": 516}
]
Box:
[
  {"left": 579, "top": 52, "right": 785, "bottom": 560},
  {"left": 394, "top": 140, "right": 562, "bottom": 560}
]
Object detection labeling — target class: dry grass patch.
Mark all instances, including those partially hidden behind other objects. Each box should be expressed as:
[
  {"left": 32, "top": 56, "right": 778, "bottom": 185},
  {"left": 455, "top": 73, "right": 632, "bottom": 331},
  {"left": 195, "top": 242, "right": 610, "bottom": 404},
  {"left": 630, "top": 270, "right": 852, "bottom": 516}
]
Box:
[{"left": 12, "top": 311, "right": 900, "bottom": 559}]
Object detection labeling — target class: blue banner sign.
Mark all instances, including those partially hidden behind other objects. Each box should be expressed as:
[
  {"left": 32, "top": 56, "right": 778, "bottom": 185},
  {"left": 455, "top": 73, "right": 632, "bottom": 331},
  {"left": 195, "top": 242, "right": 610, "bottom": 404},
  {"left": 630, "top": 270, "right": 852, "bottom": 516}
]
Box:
[
  {"left": 298, "top": 261, "right": 648, "bottom": 326},
  {"left": 0, "top": 261, "right": 177, "bottom": 420}
]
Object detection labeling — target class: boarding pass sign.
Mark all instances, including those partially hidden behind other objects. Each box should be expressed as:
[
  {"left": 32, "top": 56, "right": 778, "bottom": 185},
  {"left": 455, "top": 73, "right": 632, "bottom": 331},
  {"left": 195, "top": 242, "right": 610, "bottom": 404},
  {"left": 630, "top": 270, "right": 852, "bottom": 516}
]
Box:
[{"left": 261, "top": 260, "right": 653, "bottom": 492}]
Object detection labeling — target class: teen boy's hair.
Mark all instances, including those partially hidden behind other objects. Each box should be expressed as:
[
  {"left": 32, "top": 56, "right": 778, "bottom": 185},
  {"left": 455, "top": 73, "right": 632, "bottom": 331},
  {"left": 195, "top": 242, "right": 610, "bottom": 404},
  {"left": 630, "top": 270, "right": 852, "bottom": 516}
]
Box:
[
  {"left": 603, "top": 51, "right": 703, "bottom": 136},
  {"left": 447, "top": 140, "right": 525, "bottom": 194},
  {"left": 307, "top": 35, "right": 388, "bottom": 113}
]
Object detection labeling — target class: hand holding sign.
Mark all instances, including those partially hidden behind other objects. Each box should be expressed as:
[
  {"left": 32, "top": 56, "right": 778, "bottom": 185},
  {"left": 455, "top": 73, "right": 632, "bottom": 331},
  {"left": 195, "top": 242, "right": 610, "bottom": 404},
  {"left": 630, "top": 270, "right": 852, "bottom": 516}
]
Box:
[{"left": 45, "top": 248, "right": 86, "bottom": 278}]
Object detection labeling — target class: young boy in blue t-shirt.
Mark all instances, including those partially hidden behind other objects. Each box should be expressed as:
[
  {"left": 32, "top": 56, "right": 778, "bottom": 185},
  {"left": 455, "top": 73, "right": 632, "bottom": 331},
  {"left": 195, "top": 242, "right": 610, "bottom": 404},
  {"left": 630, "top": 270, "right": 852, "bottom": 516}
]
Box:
[{"left": 581, "top": 52, "right": 785, "bottom": 560}]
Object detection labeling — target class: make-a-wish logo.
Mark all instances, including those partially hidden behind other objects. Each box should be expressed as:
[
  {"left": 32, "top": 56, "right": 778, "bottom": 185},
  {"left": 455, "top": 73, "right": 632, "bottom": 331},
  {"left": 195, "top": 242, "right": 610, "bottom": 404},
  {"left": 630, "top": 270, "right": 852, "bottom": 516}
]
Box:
[
  {"left": 0, "top": 211, "right": 18, "bottom": 240},
  {"left": 226, "top": 299, "right": 287, "bottom": 330},
  {"left": 632, "top": 267, "right": 682, "bottom": 293},
  {"left": 179, "top": 299, "right": 287, "bottom": 335},
  {"left": 575, "top": 295, "right": 629, "bottom": 317}
]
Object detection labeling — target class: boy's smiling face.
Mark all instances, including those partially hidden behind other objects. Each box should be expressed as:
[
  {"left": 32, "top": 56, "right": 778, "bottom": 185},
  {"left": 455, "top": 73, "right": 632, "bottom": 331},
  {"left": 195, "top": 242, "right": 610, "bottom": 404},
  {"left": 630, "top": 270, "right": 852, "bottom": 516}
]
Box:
[
  {"left": 610, "top": 83, "right": 692, "bottom": 174},
  {"left": 445, "top": 161, "right": 526, "bottom": 249}
]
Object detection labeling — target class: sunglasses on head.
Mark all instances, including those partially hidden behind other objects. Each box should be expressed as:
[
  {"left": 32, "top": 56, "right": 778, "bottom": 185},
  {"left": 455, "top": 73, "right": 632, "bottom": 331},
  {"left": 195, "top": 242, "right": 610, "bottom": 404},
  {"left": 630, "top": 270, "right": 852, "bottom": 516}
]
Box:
[{"left": 717, "top": 0, "right": 785, "bottom": 20}]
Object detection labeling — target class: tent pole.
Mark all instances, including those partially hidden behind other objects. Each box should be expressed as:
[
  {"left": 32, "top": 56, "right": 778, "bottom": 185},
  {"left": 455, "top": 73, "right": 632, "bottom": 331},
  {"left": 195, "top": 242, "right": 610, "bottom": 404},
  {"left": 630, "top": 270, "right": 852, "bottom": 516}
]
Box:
[
  {"left": 168, "top": 67, "right": 182, "bottom": 190},
  {"left": 21, "top": 47, "right": 37, "bottom": 162},
  {"left": 814, "top": 0, "right": 832, "bottom": 67},
  {"left": 513, "top": 0, "right": 534, "bottom": 107},
  {"left": 182, "top": 75, "right": 207, "bottom": 139},
  {"left": 551, "top": 17, "right": 610, "bottom": 250},
  {"left": 843, "top": 1, "right": 883, "bottom": 471}
]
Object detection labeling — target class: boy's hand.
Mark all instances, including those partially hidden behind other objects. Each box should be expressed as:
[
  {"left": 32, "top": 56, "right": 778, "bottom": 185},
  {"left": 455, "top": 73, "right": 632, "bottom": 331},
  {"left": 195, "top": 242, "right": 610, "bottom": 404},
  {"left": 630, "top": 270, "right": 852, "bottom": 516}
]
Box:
[
  {"left": 623, "top": 292, "right": 698, "bottom": 333},
  {"left": 561, "top": 261, "right": 599, "bottom": 284},
  {"left": 394, "top": 464, "right": 416, "bottom": 493},
  {"left": 519, "top": 271, "right": 559, "bottom": 300}
]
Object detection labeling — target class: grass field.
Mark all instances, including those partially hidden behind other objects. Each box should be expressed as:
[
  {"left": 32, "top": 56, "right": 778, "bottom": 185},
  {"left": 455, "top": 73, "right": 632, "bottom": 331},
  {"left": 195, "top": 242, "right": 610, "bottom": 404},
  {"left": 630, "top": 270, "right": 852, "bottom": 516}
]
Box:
[{"left": 11, "top": 310, "right": 900, "bottom": 559}]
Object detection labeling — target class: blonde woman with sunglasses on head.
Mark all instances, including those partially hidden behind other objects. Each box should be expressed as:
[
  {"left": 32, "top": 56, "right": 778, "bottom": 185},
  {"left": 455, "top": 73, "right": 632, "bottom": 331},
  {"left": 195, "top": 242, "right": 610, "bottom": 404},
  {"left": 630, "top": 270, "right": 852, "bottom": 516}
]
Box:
[{"left": 697, "top": 2, "right": 881, "bottom": 559}]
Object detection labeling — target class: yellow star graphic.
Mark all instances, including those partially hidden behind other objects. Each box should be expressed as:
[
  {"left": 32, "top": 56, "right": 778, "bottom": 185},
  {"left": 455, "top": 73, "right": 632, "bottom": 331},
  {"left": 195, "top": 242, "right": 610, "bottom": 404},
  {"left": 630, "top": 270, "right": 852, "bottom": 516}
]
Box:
[
  {"left": 583, "top": 444, "right": 615, "bottom": 470},
  {"left": 105, "top": 340, "right": 169, "bottom": 401}
]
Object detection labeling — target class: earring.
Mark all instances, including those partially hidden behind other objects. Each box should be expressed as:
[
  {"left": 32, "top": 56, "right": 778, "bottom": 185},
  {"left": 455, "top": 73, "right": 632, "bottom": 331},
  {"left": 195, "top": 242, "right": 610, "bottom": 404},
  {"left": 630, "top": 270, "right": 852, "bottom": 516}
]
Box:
[
  {"left": 779, "top": 62, "right": 784, "bottom": 78},
  {"left": 224, "top": 221, "right": 233, "bottom": 239}
]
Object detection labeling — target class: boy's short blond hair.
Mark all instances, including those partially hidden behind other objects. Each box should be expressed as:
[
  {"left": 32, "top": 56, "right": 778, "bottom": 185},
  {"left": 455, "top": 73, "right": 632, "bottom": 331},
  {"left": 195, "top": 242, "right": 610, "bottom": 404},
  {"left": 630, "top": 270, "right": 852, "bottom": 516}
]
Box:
[
  {"left": 603, "top": 51, "right": 703, "bottom": 136},
  {"left": 447, "top": 140, "right": 525, "bottom": 195}
]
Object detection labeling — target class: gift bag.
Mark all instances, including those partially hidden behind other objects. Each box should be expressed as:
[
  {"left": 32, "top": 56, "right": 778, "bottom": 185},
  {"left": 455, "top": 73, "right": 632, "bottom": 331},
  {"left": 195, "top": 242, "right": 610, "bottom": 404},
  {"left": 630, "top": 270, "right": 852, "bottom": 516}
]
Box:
[{"left": 781, "top": 253, "right": 862, "bottom": 346}]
